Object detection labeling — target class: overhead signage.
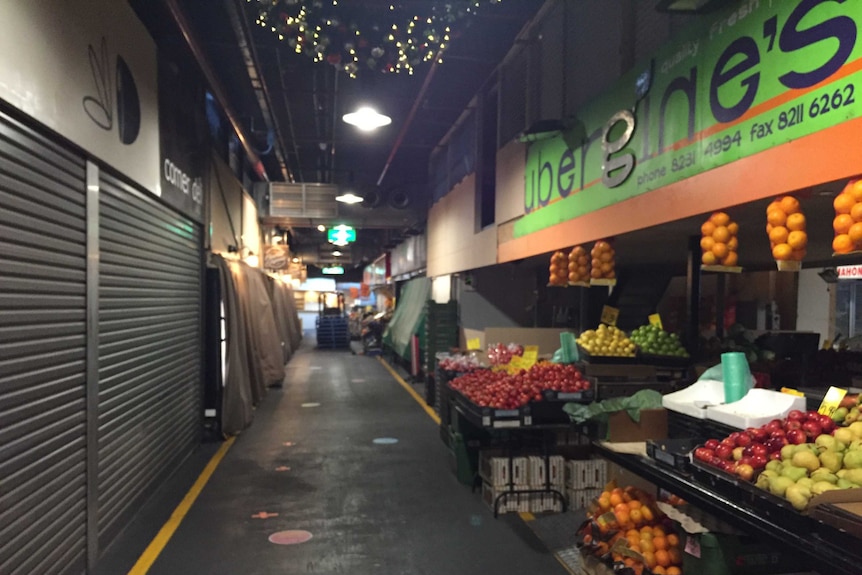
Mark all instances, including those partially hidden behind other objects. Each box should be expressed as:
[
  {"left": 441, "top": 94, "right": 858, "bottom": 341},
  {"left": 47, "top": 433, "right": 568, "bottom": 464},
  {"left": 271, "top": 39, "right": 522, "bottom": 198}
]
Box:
[
  {"left": 328, "top": 225, "right": 356, "bottom": 245},
  {"left": 322, "top": 266, "right": 345, "bottom": 275},
  {"left": 837, "top": 264, "right": 862, "bottom": 279},
  {"left": 516, "top": 0, "right": 862, "bottom": 239}
]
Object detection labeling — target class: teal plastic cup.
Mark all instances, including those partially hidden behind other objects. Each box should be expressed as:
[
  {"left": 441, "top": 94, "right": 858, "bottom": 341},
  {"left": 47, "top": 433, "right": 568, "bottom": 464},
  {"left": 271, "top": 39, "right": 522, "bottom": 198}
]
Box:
[{"left": 721, "top": 352, "right": 750, "bottom": 403}]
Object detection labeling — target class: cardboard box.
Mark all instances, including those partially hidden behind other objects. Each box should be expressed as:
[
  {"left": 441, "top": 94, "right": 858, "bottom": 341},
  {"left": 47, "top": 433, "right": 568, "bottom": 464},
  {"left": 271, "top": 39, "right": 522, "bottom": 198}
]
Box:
[
  {"left": 460, "top": 327, "right": 575, "bottom": 356},
  {"left": 481, "top": 482, "right": 528, "bottom": 514},
  {"left": 606, "top": 408, "right": 668, "bottom": 442},
  {"left": 527, "top": 455, "right": 566, "bottom": 487},
  {"left": 808, "top": 487, "right": 862, "bottom": 537},
  {"left": 566, "top": 459, "right": 608, "bottom": 489},
  {"left": 478, "top": 450, "right": 528, "bottom": 486}
]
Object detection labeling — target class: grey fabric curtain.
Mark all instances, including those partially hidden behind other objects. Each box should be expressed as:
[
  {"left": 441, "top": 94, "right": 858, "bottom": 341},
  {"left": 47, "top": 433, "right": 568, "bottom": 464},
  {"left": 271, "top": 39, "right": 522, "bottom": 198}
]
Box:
[
  {"left": 243, "top": 265, "right": 286, "bottom": 389},
  {"left": 213, "top": 255, "right": 254, "bottom": 435}
]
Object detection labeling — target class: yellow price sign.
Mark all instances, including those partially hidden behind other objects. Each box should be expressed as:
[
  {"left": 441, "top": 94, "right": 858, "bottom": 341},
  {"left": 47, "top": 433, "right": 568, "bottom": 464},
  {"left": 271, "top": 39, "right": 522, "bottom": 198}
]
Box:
[
  {"left": 781, "top": 387, "right": 805, "bottom": 397},
  {"left": 523, "top": 346, "right": 539, "bottom": 362},
  {"left": 649, "top": 314, "right": 663, "bottom": 330},
  {"left": 818, "top": 386, "right": 848, "bottom": 417},
  {"left": 601, "top": 305, "right": 619, "bottom": 327},
  {"left": 466, "top": 337, "right": 481, "bottom": 351}
]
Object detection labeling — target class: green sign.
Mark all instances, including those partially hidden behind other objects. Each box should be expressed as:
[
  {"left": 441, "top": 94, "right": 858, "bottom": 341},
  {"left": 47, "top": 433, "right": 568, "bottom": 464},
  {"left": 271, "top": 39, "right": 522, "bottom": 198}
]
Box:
[
  {"left": 327, "top": 226, "right": 356, "bottom": 244},
  {"left": 321, "top": 266, "right": 345, "bottom": 275},
  {"left": 517, "top": 0, "right": 862, "bottom": 239}
]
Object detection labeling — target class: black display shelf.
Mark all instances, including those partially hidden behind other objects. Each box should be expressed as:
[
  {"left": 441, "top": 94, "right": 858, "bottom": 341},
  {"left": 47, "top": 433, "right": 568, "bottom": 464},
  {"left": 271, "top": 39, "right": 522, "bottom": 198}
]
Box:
[{"left": 592, "top": 441, "right": 862, "bottom": 575}]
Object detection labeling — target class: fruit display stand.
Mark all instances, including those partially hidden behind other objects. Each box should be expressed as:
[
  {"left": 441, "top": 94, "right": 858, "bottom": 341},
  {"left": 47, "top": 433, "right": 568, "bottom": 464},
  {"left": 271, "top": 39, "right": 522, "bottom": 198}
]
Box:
[{"left": 592, "top": 441, "right": 862, "bottom": 575}]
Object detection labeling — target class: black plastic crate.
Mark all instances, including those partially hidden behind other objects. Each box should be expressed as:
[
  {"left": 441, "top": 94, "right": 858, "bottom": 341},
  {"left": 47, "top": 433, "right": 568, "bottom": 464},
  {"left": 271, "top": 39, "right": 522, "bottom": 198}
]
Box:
[
  {"left": 646, "top": 438, "right": 697, "bottom": 472},
  {"left": 577, "top": 345, "right": 640, "bottom": 364}
]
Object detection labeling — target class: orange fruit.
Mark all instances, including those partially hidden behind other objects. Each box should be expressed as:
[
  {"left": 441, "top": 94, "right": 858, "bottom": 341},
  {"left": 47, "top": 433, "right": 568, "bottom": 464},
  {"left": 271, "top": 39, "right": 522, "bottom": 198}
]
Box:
[
  {"left": 594, "top": 240, "right": 610, "bottom": 251},
  {"left": 642, "top": 550, "right": 657, "bottom": 569},
  {"left": 712, "top": 226, "right": 730, "bottom": 243},
  {"left": 653, "top": 526, "right": 666, "bottom": 537},
  {"left": 601, "top": 262, "right": 614, "bottom": 274},
  {"left": 627, "top": 529, "right": 640, "bottom": 538},
  {"left": 722, "top": 252, "right": 738, "bottom": 267},
  {"left": 629, "top": 543, "right": 641, "bottom": 554},
  {"left": 655, "top": 549, "right": 671, "bottom": 568},
  {"left": 772, "top": 243, "right": 793, "bottom": 261},
  {"left": 639, "top": 539, "right": 655, "bottom": 554},
  {"left": 592, "top": 258, "right": 603, "bottom": 269},
  {"left": 702, "top": 252, "right": 717, "bottom": 266},
  {"left": 627, "top": 499, "right": 642, "bottom": 510},
  {"left": 700, "top": 236, "right": 715, "bottom": 252},
  {"left": 766, "top": 223, "right": 774, "bottom": 235},
  {"left": 767, "top": 209, "right": 787, "bottom": 227},
  {"left": 627, "top": 534, "right": 640, "bottom": 548},
  {"left": 727, "top": 222, "right": 739, "bottom": 235},
  {"left": 769, "top": 226, "right": 789, "bottom": 245},
  {"left": 668, "top": 547, "right": 682, "bottom": 565},
  {"left": 835, "top": 214, "right": 854, "bottom": 234},
  {"left": 701, "top": 220, "right": 716, "bottom": 237},
  {"left": 786, "top": 212, "right": 806, "bottom": 231},
  {"left": 835, "top": 193, "right": 855, "bottom": 214},
  {"left": 640, "top": 506, "right": 654, "bottom": 522},
  {"left": 851, "top": 202, "right": 862, "bottom": 222},
  {"left": 598, "top": 496, "right": 611, "bottom": 511},
  {"left": 833, "top": 234, "right": 854, "bottom": 254},
  {"left": 710, "top": 212, "right": 730, "bottom": 226},
  {"left": 666, "top": 534, "right": 679, "bottom": 547},
  {"left": 712, "top": 242, "right": 729, "bottom": 259},
  {"left": 666, "top": 567, "right": 682, "bottom": 575},
  {"left": 653, "top": 536, "right": 668, "bottom": 551},
  {"left": 615, "top": 510, "right": 630, "bottom": 526},
  {"left": 653, "top": 567, "right": 667, "bottom": 575},
  {"left": 640, "top": 525, "right": 653, "bottom": 535},
  {"left": 850, "top": 180, "right": 862, "bottom": 202},
  {"left": 779, "top": 196, "right": 800, "bottom": 214},
  {"left": 850, "top": 223, "right": 862, "bottom": 244},
  {"left": 629, "top": 509, "right": 643, "bottom": 525},
  {"left": 787, "top": 230, "right": 808, "bottom": 250},
  {"left": 766, "top": 200, "right": 782, "bottom": 213},
  {"left": 727, "top": 236, "right": 738, "bottom": 251},
  {"left": 791, "top": 249, "right": 806, "bottom": 261},
  {"left": 600, "top": 251, "right": 613, "bottom": 263},
  {"left": 615, "top": 502, "right": 629, "bottom": 515}
]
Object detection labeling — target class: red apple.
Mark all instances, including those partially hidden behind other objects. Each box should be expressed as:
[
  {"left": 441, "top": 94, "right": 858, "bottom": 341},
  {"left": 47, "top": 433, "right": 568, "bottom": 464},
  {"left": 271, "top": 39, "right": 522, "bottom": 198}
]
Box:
[
  {"left": 721, "top": 460, "right": 738, "bottom": 474},
  {"left": 749, "top": 454, "right": 768, "bottom": 469},
  {"left": 806, "top": 411, "right": 821, "bottom": 421},
  {"left": 694, "top": 447, "right": 716, "bottom": 462},
  {"left": 784, "top": 420, "right": 803, "bottom": 432},
  {"left": 750, "top": 427, "right": 768, "bottom": 442},
  {"left": 704, "top": 439, "right": 720, "bottom": 451},
  {"left": 786, "top": 429, "right": 807, "bottom": 444},
  {"left": 733, "top": 446, "right": 745, "bottom": 461},
  {"left": 750, "top": 443, "right": 768, "bottom": 458},
  {"left": 769, "top": 451, "right": 782, "bottom": 461},
  {"left": 765, "top": 436, "right": 788, "bottom": 453},
  {"left": 729, "top": 432, "right": 742, "bottom": 445},
  {"left": 769, "top": 429, "right": 787, "bottom": 439},
  {"left": 736, "top": 463, "right": 755, "bottom": 481},
  {"left": 787, "top": 409, "right": 805, "bottom": 422},
  {"left": 715, "top": 444, "right": 734, "bottom": 460},
  {"left": 802, "top": 420, "right": 823, "bottom": 439},
  {"left": 735, "top": 433, "right": 753, "bottom": 447},
  {"left": 818, "top": 415, "right": 836, "bottom": 434}
]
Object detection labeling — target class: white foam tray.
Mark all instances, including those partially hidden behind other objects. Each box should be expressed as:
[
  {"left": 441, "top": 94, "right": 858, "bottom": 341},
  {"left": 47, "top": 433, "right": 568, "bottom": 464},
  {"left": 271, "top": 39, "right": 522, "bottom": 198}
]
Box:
[
  {"left": 661, "top": 379, "right": 726, "bottom": 419},
  {"left": 706, "top": 388, "right": 807, "bottom": 429}
]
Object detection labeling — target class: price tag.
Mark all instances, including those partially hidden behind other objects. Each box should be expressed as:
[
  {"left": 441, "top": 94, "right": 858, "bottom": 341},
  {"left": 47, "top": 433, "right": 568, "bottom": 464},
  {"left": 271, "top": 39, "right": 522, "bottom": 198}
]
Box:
[
  {"left": 523, "top": 345, "right": 539, "bottom": 361},
  {"left": 466, "top": 337, "right": 481, "bottom": 350},
  {"left": 600, "top": 305, "right": 619, "bottom": 327},
  {"left": 649, "top": 313, "right": 663, "bottom": 329},
  {"left": 508, "top": 356, "right": 530, "bottom": 372},
  {"left": 818, "top": 386, "right": 848, "bottom": 417},
  {"left": 781, "top": 387, "right": 805, "bottom": 397}
]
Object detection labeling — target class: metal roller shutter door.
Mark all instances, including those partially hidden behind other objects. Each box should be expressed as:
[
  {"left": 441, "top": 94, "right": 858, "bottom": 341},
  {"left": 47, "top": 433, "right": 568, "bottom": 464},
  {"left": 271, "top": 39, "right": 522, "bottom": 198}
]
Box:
[
  {"left": 97, "top": 171, "right": 202, "bottom": 545},
  {"left": 0, "top": 111, "right": 88, "bottom": 575}
]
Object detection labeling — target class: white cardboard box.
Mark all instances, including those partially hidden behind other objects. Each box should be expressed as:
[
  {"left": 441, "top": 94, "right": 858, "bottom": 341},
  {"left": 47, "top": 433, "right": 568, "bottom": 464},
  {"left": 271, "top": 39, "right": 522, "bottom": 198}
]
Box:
[{"left": 566, "top": 459, "right": 608, "bottom": 489}]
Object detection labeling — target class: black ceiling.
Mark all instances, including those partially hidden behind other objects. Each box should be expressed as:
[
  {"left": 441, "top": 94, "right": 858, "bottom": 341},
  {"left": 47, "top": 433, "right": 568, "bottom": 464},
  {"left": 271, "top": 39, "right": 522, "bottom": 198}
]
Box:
[{"left": 132, "top": 0, "right": 542, "bottom": 265}]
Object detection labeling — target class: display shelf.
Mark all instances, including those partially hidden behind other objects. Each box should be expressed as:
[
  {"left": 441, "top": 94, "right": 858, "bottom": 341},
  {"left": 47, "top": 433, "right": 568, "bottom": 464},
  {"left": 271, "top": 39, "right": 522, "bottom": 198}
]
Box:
[
  {"left": 449, "top": 386, "right": 592, "bottom": 430},
  {"left": 589, "top": 278, "right": 617, "bottom": 286},
  {"left": 592, "top": 442, "right": 862, "bottom": 575},
  {"left": 701, "top": 264, "right": 743, "bottom": 274}
]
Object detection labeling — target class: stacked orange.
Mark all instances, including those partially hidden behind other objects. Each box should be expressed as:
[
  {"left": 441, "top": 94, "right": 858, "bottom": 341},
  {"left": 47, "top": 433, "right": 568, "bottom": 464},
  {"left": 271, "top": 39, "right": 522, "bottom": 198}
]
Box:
[
  {"left": 591, "top": 240, "right": 616, "bottom": 280},
  {"left": 701, "top": 212, "right": 739, "bottom": 267},
  {"left": 584, "top": 486, "right": 683, "bottom": 575},
  {"left": 832, "top": 179, "right": 862, "bottom": 254},
  {"left": 548, "top": 250, "right": 568, "bottom": 286},
  {"left": 568, "top": 246, "right": 590, "bottom": 284},
  {"left": 766, "top": 196, "right": 807, "bottom": 262}
]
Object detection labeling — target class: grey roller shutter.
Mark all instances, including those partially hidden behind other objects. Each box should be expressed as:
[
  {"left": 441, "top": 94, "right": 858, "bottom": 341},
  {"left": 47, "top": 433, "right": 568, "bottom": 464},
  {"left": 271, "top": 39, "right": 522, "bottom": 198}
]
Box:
[
  {"left": 0, "top": 111, "right": 88, "bottom": 575},
  {"left": 96, "top": 171, "right": 202, "bottom": 546}
]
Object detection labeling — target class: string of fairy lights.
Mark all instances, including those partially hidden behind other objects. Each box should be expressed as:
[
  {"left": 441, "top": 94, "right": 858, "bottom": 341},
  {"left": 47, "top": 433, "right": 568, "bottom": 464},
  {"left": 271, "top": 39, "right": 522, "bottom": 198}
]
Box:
[{"left": 249, "top": 0, "right": 502, "bottom": 78}]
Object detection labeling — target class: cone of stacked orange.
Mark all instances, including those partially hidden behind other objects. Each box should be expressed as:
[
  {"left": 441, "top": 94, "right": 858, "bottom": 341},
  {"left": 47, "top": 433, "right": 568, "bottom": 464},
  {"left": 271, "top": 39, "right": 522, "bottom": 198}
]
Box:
[
  {"left": 766, "top": 195, "right": 807, "bottom": 266},
  {"left": 590, "top": 240, "right": 616, "bottom": 282},
  {"left": 701, "top": 212, "right": 739, "bottom": 267},
  {"left": 548, "top": 250, "right": 569, "bottom": 286},
  {"left": 567, "top": 245, "right": 590, "bottom": 285},
  {"left": 832, "top": 179, "right": 862, "bottom": 255}
]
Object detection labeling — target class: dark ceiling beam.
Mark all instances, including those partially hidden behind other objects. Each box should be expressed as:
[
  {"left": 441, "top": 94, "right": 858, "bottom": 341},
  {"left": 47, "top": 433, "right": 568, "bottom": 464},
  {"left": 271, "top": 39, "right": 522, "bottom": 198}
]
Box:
[
  {"left": 223, "top": 0, "right": 292, "bottom": 182},
  {"left": 163, "top": 0, "right": 269, "bottom": 181}
]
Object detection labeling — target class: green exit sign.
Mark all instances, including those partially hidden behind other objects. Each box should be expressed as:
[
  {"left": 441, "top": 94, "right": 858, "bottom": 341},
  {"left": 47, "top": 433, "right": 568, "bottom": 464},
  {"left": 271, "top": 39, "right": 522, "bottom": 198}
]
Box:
[
  {"left": 322, "top": 266, "right": 344, "bottom": 275},
  {"left": 327, "top": 226, "right": 356, "bottom": 244}
]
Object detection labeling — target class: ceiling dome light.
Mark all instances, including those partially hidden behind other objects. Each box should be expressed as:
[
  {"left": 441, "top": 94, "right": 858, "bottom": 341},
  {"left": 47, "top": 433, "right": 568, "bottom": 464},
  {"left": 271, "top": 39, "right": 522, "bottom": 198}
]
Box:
[
  {"left": 335, "top": 192, "right": 364, "bottom": 204},
  {"left": 342, "top": 107, "right": 392, "bottom": 131},
  {"left": 332, "top": 250, "right": 343, "bottom": 257}
]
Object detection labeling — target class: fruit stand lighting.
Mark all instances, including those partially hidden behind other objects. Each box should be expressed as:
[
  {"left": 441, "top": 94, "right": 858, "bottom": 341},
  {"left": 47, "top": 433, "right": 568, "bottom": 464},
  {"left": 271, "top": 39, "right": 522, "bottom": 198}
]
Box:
[{"left": 342, "top": 106, "right": 391, "bottom": 131}]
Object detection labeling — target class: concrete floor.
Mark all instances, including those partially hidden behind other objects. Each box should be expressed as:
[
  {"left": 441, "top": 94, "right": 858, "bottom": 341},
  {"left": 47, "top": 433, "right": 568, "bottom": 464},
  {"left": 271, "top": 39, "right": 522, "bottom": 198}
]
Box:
[{"left": 102, "top": 341, "right": 569, "bottom": 575}]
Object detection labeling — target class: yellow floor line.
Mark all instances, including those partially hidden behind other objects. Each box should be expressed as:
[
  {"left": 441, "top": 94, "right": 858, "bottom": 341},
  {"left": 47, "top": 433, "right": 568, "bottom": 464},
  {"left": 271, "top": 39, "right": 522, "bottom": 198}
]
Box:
[
  {"left": 127, "top": 436, "right": 236, "bottom": 575},
  {"left": 377, "top": 357, "right": 441, "bottom": 425},
  {"left": 381, "top": 358, "right": 574, "bottom": 574}
]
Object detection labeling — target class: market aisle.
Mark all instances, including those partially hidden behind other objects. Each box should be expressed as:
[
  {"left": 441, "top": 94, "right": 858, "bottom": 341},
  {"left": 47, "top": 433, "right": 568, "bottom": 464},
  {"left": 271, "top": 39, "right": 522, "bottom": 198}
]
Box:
[{"left": 145, "top": 341, "right": 569, "bottom": 575}]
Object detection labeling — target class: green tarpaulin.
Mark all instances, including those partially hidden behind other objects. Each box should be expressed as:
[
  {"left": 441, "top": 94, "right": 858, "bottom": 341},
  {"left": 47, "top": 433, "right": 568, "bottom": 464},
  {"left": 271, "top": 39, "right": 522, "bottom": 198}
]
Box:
[{"left": 383, "top": 277, "right": 431, "bottom": 361}]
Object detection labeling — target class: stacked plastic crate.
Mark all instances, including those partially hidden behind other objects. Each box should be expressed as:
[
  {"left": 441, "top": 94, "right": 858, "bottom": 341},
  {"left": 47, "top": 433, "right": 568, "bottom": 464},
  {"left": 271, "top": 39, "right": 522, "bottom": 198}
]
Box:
[
  {"left": 565, "top": 458, "right": 608, "bottom": 509},
  {"left": 424, "top": 300, "right": 458, "bottom": 408}
]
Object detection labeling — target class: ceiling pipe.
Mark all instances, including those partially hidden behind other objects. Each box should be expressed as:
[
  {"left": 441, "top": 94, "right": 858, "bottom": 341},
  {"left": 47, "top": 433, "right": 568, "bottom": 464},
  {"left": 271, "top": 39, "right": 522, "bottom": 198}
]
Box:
[
  {"left": 163, "top": 0, "right": 269, "bottom": 181},
  {"left": 376, "top": 50, "right": 444, "bottom": 187},
  {"left": 276, "top": 49, "right": 305, "bottom": 182},
  {"left": 224, "top": 0, "right": 292, "bottom": 182}
]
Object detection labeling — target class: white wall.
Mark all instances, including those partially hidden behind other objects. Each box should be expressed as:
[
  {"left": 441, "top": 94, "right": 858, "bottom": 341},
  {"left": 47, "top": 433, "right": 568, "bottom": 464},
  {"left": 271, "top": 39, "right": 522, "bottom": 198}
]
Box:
[
  {"left": 427, "top": 174, "right": 497, "bottom": 276},
  {"left": 797, "top": 269, "right": 833, "bottom": 347}
]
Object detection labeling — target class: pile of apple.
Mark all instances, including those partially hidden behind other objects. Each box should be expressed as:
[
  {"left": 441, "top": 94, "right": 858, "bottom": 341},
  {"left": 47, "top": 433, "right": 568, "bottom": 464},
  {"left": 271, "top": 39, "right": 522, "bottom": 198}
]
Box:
[
  {"left": 448, "top": 362, "right": 591, "bottom": 409},
  {"left": 438, "top": 354, "right": 482, "bottom": 373},
  {"left": 693, "top": 410, "right": 837, "bottom": 481}
]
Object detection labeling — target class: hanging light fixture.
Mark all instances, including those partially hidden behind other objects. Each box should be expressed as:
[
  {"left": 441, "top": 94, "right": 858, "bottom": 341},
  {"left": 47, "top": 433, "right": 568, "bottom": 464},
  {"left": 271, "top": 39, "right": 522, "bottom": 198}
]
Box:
[
  {"left": 342, "top": 106, "right": 392, "bottom": 131},
  {"left": 335, "top": 192, "right": 364, "bottom": 204}
]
